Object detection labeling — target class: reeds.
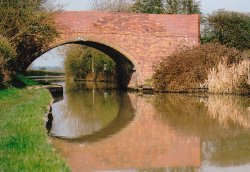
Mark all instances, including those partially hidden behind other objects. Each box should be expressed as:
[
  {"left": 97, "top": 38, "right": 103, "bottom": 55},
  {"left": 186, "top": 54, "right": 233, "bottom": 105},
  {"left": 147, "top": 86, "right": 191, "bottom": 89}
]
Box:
[{"left": 207, "top": 59, "right": 250, "bottom": 95}]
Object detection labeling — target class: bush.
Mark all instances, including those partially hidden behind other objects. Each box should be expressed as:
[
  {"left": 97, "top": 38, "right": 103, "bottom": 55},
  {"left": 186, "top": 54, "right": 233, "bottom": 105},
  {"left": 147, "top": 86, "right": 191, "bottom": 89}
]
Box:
[
  {"left": 0, "top": 37, "right": 16, "bottom": 87},
  {"left": 207, "top": 59, "right": 250, "bottom": 95},
  {"left": 153, "top": 43, "right": 242, "bottom": 91},
  {"left": 11, "top": 75, "right": 37, "bottom": 88}
]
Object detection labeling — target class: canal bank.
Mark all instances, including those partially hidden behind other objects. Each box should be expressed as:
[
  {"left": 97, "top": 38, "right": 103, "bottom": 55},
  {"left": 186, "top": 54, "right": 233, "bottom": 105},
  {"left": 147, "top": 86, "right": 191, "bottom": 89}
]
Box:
[{"left": 0, "top": 87, "right": 69, "bottom": 171}]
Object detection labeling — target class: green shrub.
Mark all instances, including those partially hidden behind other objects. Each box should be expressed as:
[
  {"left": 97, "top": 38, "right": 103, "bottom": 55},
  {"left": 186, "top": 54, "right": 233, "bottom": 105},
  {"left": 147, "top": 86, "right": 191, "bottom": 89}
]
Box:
[
  {"left": 153, "top": 43, "right": 242, "bottom": 92},
  {"left": 11, "top": 75, "right": 37, "bottom": 88},
  {"left": 0, "top": 37, "right": 16, "bottom": 87}
]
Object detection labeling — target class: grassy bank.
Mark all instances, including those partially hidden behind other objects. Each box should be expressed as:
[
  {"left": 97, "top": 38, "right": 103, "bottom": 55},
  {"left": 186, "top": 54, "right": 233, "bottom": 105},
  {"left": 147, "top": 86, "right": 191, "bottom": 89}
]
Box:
[{"left": 0, "top": 87, "right": 69, "bottom": 171}]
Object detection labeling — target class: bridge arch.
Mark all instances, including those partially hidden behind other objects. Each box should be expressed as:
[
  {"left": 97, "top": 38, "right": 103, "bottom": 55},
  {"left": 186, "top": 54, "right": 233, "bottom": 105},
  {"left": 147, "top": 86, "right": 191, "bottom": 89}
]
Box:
[{"left": 29, "top": 37, "right": 140, "bottom": 88}]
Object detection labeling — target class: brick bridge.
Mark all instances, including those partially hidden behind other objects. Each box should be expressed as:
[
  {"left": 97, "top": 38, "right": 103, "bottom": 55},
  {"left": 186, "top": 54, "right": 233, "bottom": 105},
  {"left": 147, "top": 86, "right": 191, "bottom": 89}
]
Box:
[{"left": 48, "top": 11, "right": 200, "bottom": 88}]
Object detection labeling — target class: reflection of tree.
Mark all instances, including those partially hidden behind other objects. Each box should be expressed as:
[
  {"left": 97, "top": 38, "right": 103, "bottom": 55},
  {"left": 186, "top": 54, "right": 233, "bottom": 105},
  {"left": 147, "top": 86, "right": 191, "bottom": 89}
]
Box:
[
  {"left": 65, "top": 81, "right": 120, "bottom": 127},
  {"left": 51, "top": 81, "right": 135, "bottom": 142},
  {"left": 153, "top": 94, "right": 250, "bottom": 166},
  {"left": 65, "top": 80, "right": 117, "bottom": 91},
  {"left": 71, "top": 92, "right": 135, "bottom": 143},
  {"left": 153, "top": 94, "right": 232, "bottom": 138},
  {"left": 205, "top": 95, "right": 250, "bottom": 166},
  {"left": 206, "top": 95, "right": 250, "bottom": 129},
  {"left": 204, "top": 134, "right": 250, "bottom": 166},
  {"left": 65, "top": 90, "right": 120, "bottom": 127},
  {"left": 51, "top": 82, "right": 121, "bottom": 139}
]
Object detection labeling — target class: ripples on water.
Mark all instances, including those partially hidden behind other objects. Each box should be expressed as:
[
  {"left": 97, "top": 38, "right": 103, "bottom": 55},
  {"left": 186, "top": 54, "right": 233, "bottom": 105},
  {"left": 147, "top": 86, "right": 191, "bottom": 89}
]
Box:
[{"left": 49, "top": 81, "right": 250, "bottom": 172}]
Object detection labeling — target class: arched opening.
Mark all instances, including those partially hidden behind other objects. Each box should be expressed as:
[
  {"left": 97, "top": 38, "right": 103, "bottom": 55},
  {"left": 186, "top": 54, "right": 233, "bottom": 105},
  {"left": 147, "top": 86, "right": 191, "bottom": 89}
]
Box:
[{"left": 26, "top": 40, "right": 138, "bottom": 89}]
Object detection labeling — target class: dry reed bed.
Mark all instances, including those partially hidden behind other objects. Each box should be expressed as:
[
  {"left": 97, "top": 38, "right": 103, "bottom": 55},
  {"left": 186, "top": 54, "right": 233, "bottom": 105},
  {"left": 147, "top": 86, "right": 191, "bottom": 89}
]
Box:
[{"left": 207, "top": 59, "right": 250, "bottom": 95}]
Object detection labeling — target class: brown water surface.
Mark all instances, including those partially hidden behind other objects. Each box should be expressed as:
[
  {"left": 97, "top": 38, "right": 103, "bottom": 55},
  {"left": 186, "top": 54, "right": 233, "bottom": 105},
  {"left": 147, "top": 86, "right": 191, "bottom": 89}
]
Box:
[{"left": 50, "top": 81, "right": 250, "bottom": 172}]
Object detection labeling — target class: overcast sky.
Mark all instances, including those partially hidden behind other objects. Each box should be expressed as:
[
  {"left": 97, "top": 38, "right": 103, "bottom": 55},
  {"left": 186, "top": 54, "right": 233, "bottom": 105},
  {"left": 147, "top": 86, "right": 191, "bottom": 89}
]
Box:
[{"left": 33, "top": 0, "right": 250, "bottom": 67}]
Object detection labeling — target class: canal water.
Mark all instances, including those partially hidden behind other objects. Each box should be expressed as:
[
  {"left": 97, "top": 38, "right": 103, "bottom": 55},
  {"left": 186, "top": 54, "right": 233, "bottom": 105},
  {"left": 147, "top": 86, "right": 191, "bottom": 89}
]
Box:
[{"left": 49, "top": 81, "right": 250, "bottom": 172}]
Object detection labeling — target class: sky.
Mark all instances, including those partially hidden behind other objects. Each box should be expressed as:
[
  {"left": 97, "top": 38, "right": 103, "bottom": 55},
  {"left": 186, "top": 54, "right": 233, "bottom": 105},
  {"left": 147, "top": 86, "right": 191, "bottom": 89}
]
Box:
[
  {"left": 55, "top": 0, "right": 250, "bottom": 13},
  {"left": 32, "top": 0, "right": 250, "bottom": 68}
]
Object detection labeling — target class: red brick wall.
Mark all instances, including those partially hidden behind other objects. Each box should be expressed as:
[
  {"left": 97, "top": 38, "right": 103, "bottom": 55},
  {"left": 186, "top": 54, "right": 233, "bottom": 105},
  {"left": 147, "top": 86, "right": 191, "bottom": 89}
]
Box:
[{"left": 53, "top": 11, "right": 200, "bottom": 87}]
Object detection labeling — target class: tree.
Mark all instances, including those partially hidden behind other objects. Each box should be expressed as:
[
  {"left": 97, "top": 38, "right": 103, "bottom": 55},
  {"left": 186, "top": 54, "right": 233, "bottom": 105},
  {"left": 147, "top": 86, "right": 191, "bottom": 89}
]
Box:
[
  {"left": 92, "top": 0, "right": 201, "bottom": 14},
  {"left": 133, "top": 0, "right": 165, "bottom": 14},
  {"left": 180, "top": 0, "right": 200, "bottom": 14},
  {"left": 64, "top": 46, "right": 91, "bottom": 80},
  {"left": 165, "top": 0, "right": 201, "bottom": 14},
  {"left": 64, "top": 45, "right": 116, "bottom": 80},
  {"left": 132, "top": 0, "right": 200, "bottom": 14},
  {"left": 202, "top": 11, "right": 250, "bottom": 50},
  {"left": 92, "top": 0, "right": 133, "bottom": 12},
  {"left": 0, "top": 0, "right": 59, "bottom": 72},
  {"left": 165, "top": 0, "right": 179, "bottom": 14}
]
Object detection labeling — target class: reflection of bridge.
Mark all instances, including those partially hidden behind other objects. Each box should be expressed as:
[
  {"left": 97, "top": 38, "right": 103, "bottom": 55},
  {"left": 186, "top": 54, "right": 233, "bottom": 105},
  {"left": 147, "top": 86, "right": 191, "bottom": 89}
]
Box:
[
  {"left": 52, "top": 94, "right": 201, "bottom": 172},
  {"left": 28, "top": 11, "right": 200, "bottom": 88}
]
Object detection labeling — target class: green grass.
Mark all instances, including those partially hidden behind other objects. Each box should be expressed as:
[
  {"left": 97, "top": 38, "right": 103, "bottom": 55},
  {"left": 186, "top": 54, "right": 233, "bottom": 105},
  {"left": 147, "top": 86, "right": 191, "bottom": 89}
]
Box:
[{"left": 0, "top": 87, "right": 69, "bottom": 172}]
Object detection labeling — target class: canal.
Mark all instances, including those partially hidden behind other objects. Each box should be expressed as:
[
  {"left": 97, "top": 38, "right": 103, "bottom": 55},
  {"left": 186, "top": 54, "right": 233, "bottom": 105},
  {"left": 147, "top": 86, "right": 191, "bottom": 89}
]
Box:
[{"left": 48, "top": 81, "right": 250, "bottom": 172}]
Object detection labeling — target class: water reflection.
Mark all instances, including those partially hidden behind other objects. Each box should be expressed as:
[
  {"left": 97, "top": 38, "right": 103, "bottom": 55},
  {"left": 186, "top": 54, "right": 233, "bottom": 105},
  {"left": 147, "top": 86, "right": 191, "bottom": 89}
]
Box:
[
  {"left": 206, "top": 95, "right": 250, "bottom": 129},
  {"left": 50, "top": 81, "right": 134, "bottom": 139},
  {"left": 205, "top": 95, "right": 250, "bottom": 166},
  {"left": 154, "top": 94, "right": 250, "bottom": 167},
  {"left": 53, "top": 94, "right": 201, "bottom": 172},
  {"left": 68, "top": 93, "right": 135, "bottom": 143},
  {"left": 50, "top": 83, "right": 250, "bottom": 172}
]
